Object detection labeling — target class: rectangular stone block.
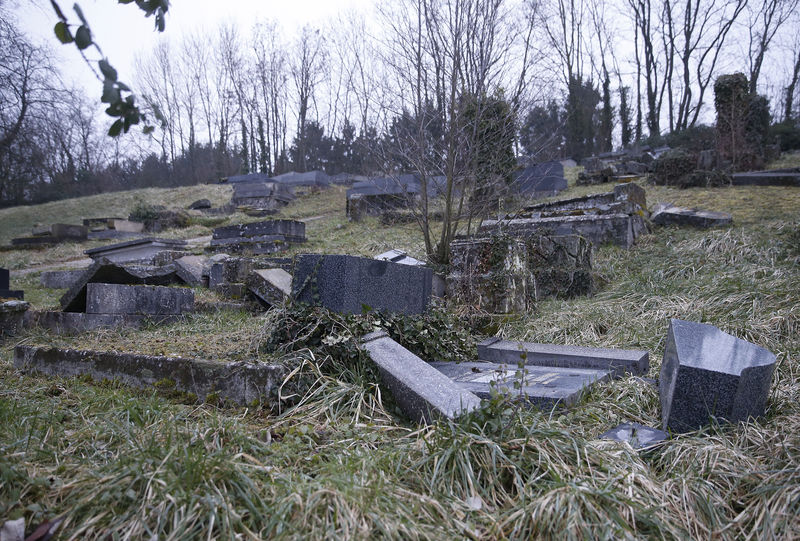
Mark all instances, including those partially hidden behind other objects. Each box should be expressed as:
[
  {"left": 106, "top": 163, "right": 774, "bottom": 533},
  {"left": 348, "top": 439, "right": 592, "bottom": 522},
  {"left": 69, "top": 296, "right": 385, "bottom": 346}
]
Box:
[
  {"left": 50, "top": 223, "right": 89, "bottom": 240},
  {"left": 247, "top": 269, "right": 291, "bottom": 307},
  {"left": 40, "top": 270, "right": 85, "bottom": 289},
  {"left": 109, "top": 219, "right": 145, "bottom": 233},
  {"left": 651, "top": 203, "right": 732, "bottom": 228},
  {"left": 212, "top": 220, "right": 305, "bottom": 243},
  {"left": 84, "top": 238, "right": 187, "bottom": 264},
  {"left": 86, "top": 283, "right": 194, "bottom": 315},
  {"left": 0, "top": 289, "right": 24, "bottom": 300},
  {"left": 660, "top": 319, "right": 776, "bottom": 433},
  {"left": 14, "top": 345, "right": 285, "bottom": 406},
  {"left": 480, "top": 214, "right": 640, "bottom": 248},
  {"left": 477, "top": 337, "right": 649, "bottom": 377},
  {"left": 208, "top": 235, "right": 288, "bottom": 255},
  {"left": 361, "top": 331, "right": 481, "bottom": 423},
  {"left": 292, "top": 254, "right": 432, "bottom": 315},
  {"left": 428, "top": 360, "right": 611, "bottom": 408},
  {"left": 174, "top": 255, "right": 208, "bottom": 286}
]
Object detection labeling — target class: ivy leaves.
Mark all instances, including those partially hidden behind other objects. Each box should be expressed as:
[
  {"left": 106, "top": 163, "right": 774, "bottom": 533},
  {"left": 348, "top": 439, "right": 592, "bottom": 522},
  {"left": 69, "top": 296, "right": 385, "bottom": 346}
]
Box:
[{"left": 49, "top": 0, "right": 169, "bottom": 137}]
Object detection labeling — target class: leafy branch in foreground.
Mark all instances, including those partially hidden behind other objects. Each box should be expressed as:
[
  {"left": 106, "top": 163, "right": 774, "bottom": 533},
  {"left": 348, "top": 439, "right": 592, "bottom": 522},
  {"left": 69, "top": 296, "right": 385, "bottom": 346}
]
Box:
[{"left": 49, "top": 0, "right": 169, "bottom": 136}]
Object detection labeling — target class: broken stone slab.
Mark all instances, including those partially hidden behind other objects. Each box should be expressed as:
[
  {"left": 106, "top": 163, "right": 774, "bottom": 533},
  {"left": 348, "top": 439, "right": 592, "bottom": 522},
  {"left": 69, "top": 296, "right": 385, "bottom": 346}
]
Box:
[
  {"left": 84, "top": 237, "right": 187, "bottom": 264},
  {"left": 60, "top": 258, "right": 179, "bottom": 312},
  {"left": 174, "top": 255, "right": 209, "bottom": 286},
  {"left": 650, "top": 203, "right": 733, "bottom": 228},
  {"left": 14, "top": 345, "right": 286, "bottom": 406},
  {"left": 374, "top": 249, "right": 426, "bottom": 266},
  {"left": 361, "top": 331, "right": 481, "bottom": 423},
  {"left": 212, "top": 220, "right": 306, "bottom": 243},
  {"left": 660, "top": 319, "right": 776, "bottom": 433},
  {"left": 1, "top": 300, "right": 30, "bottom": 338},
  {"left": 477, "top": 337, "right": 649, "bottom": 377},
  {"left": 86, "top": 283, "right": 194, "bottom": 315},
  {"left": 428, "top": 360, "right": 611, "bottom": 408},
  {"left": 731, "top": 170, "right": 800, "bottom": 187},
  {"left": 293, "top": 254, "right": 432, "bottom": 315},
  {"left": 598, "top": 422, "right": 668, "bottom": 449},
  {"left": 208, "top": 235, "right": 288, "bottom": 255},
  {"left": 31, "top": 223, "right": 88, "bottom": 240},
  {"left": 247, "top": 269, "right": 291, "bottom": 307},
  {"left": 40, "top": 269, "right": 86, "bottom": 289},
  {"left": 24, "top": 311, "right": 179, "bottom": 334}
]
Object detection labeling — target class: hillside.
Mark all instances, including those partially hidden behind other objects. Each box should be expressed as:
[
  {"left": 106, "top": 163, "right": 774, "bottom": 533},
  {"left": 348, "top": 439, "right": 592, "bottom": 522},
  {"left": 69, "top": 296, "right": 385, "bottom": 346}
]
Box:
[{"left": 1, "top": 167, "right": 799, "bottom": 538}]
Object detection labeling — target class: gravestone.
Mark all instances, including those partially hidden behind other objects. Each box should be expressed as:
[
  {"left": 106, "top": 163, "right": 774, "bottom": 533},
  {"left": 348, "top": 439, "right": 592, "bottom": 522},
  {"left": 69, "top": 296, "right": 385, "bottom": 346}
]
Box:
[
  {"left": 86, "top": 283, "right": 194, "bottom": 315},
  {"left": 477, "top": 337, "right": 649, "bottom": 377},
  {"left": 375, "top": 249, "right": 426, "bottom": 266},
  {"left": 40, "top": 270, "right": 85, "bottom": 289},
  {"left": 511, "top": 162, "right": 567, "bottom": 198},
  {"left": 428, "top": 360, "right": 611, "bottom": 408},
  {"left": 174, "top": 255, "right": 208, "bottom": 286},
  {"left": 651, "top": 203, "right": 733, "bottom": 228},
  {"left": 84, "top": 238, "right": 187, "bottom": 264},
  {"left": 292, "top": 254, "right": 432, "bottom": 315},
  {"left": 0, "top": 300, "right": 30, "bottom": 338},
  {"left": 731, "top": 170, "right": 800, "bottom": 187},
  {"left": 208, "top": 235, "right": 288, "bottom": 255},
  {"left": 660, "top": 319, "right": 776, "bottom": 433},
  {"left": 0, "top": 268, "right": 24, "bottom": 300},
  {"left": 598, "top": 423, "right": 667, "bottom": 449},
  {"left": 247, "top": 269, "right": 292, "bottom": 307},
  {"left": 361, "top": 331, "right": 481, "bottom": 423}
]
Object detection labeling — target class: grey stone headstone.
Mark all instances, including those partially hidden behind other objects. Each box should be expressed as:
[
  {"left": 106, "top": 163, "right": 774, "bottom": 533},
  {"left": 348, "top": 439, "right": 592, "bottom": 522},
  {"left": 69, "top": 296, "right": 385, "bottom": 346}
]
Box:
[
  {"left": 651, "top": 203, "right": 732, "bottom": 228},
  {"left": 174, "top": 255, "right": 208, "bottom": 286},
  {"left": 598, "top": 422, "right": 667, "bottom": 448},
  {"left": 0, "top": 268, "right": 9, "bottom": 290},
  {"left": 477, "top": 337, "right": 649, "bottom": 377},
  {"left": 86, "top": 283, "right": 194, "bottom": 315},
  {"left": 428, "top": 360, "right": 611, "bottom": 408},
  {"left": 660, "top": 319, "right": 776, "bottom": 433},
  {"left": 361, "top": 331, "right": 481, "bottom": 423},
  {"left": 247, "top": 268, "right": 292, "bottom": 307},
  {"left": 292, "top": 254, "right": 432, "bottom": 315},
  {"left": 212, "top": 220, "right": 305, "bottom": 243}
]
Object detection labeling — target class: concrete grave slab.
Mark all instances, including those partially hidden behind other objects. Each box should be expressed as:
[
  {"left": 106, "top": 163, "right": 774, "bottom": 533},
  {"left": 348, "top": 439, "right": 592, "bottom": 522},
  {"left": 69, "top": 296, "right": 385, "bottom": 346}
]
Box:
[
  {"left": 598, "top": 422, "right": 668, "bottom": 448},
  {"left": 212, "top": 220, "right": 306, "bottom": 243},
  {"left": 86, "top": 283, "right": 194, "bottom": 315},
  {"left": 651, "top": 203, "right": 732, "bottom": 228},
  {"left": 84, "top": 237, "right": 187, "bottom": 264},
  {"left": 731, "top": 170, "right": 800, "bottom": 187},
  {"left": 292, "top": 254, "right": 432, "bottom": 315},
  {"left": 208, "top": 235, "right": 288, "bottom": 255},
  {"left": 40, "top": 270, "right": 85, "bottom": 289},
  {"left": 14, "top": 345, "right": 285, "bottom": 406},
  {"left": 247, "top": 269, "right": 292, "bottom": 307},
  {"left": 660, "top": 319, "right": 776, "bottom": 433},
  {"left": 375, "top": 249, "right": 426, "bottom": 266},
  {"left": 428, "top": 360, "right": 611, "bottom": 408},
  {"left": 477, "top": 337, "right": 649, "bottom": 377},
  {"left": 60, "top": 258, "right": 179, "bottom": 312},
  {"left": 361, "top": 331, "right": 481, "bottom": 423}
]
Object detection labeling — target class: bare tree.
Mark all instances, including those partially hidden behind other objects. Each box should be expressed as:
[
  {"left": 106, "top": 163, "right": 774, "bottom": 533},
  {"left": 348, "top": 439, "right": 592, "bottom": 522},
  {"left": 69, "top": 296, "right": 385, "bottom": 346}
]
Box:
[
  {"left": 291, "top": 26, "right": 327, "bottom": 172},
  {"left": 745, "top": 0, "right": 799, "bottom": 94}
]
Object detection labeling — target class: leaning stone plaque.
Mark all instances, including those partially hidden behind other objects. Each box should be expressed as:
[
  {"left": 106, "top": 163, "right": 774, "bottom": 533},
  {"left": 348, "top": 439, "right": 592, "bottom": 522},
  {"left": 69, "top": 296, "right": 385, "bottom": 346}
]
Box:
[{"left": 660, "top": 319, "right": 776, "bottom": 433}]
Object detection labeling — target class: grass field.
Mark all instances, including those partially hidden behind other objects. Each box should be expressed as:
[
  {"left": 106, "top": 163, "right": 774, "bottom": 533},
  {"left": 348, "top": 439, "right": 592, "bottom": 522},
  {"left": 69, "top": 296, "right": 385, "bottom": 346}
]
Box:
[{"left": 1, "top": 164, "right": 799, "bottom": 539}]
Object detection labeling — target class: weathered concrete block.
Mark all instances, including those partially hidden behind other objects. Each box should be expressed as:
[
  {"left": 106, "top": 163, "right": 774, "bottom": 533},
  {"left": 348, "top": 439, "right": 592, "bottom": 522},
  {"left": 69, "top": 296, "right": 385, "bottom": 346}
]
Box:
[
  {"left": 86, "top": 283, "right": 194, "bottom": 315},
  {"left": 174, "top": 255, "right": 208, "bottom": 286},
  {"left": 651, "top": 203, "right": 732, "bottom": 228},
  {"left": 14, "top": 345, "right": 286, "bottom": 406},
  {"left": 361, "top": 331, "right": 481, "bottom": 423},
  {"left": 23, "top": 311, "right": 177, "bottom": 334},
  {"left": 477, "top": 337, "right": 649, "bottom": 377},
  {"left": 428, "top": 360, "right": 610, "bottom": 408},
  {"left": 1, "top": 300, "right": 30, "bottom": 338},
  {"left": 247, "top": 269, "right": 291, "bottom": 307},
  {"left": 40, "top": 270, "right": 85, "bottom": 289},
  {"left": 660, "top": 319, "right": 776, "bottom": 433},
  {"left": 292, "top": 254, "right": 432, "bottom": 315},
  {"left": 208, "top": 235, "right": 288, "bottom": 255}
]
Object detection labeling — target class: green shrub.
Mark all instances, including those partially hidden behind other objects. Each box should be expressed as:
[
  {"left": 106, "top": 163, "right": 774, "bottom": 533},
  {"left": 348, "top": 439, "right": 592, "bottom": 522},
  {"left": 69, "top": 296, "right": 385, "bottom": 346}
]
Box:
[
  {"left": 664, "top": 125, "right": 716, "bottom": 151},
  {"left": 129, "top": 199, "right": 162, "bottom": 222}
]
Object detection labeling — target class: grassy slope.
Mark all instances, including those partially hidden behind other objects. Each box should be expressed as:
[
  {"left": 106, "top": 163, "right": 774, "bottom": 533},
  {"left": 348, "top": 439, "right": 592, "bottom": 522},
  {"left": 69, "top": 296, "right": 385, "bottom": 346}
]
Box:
[{"left": 1, "top": 164, "right": 799, "bottom": 539}]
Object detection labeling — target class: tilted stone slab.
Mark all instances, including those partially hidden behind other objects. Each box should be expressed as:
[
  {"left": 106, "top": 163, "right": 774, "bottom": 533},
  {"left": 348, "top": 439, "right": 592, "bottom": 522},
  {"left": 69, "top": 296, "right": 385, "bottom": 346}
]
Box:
[
  {"left": 660, "top": 319, "right": 776, "bottom": 433},
  {"left": 174, "top": 255, "right": 208, "bottom": 286},
  {"left": 14, "top": 345, "right": 285, "bottom": 406},
  {"left": 651, "top": 203, "right": 732, "bottom": 228},
  {"left": 361, "top": 331, "right": 481, "bottom": 423},
  {"left": 60, "top": 258, "right": 179, "bottom": 312},
  {"left": 428, "top": 360, "right": 611, "bottom": 408},
  {"left": 247, "top": 269, "right": 291, "bottom": 307},
  {"left": 86, "top": 283, "right": 194, "bottom": 315},
  {"left": 477, "top": 337, "right": 649, "bottom": 377},
  {"left": 293, "top": 254, "right": 432, "bottom": 315}
]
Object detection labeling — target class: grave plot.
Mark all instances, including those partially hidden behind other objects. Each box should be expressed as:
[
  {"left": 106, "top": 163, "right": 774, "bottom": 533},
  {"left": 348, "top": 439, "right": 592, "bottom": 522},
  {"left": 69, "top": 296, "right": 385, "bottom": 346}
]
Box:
[
  {"left": 292, "top": 254, "right": 432, "bottom": 315},
  {"left": 208, "top": 219, "right": 305, "bottom": 255},
  {"left": 660, "top": 319, "right": 776, "bottom": 433},
  {"left": 479, "top": 182, "right": 649, "bottom": 249},
  {"left": 84, "top": 237, "right": 187, "bottom": 264},
  {"left": 11, "top": 223, "right": 88, "bottom": 247}
]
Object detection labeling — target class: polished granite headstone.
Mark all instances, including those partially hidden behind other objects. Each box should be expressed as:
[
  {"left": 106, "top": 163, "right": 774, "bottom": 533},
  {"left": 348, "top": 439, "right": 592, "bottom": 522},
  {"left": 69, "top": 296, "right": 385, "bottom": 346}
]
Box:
[
  {"left": 598, "top": 422, "right": 668, "bottom": 449},
  {"left": 428, "top": 360, "right": 611, "bottom": 408},
  {"left": 660, "top": 319, "right": 776, "bottom": 433}
]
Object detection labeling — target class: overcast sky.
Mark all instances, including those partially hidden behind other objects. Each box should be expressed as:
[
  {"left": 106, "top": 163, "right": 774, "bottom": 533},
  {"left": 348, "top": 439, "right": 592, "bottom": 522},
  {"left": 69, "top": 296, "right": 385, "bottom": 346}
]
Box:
[{"left": 11, "top": 0, "right": 373, "bottom": 100}]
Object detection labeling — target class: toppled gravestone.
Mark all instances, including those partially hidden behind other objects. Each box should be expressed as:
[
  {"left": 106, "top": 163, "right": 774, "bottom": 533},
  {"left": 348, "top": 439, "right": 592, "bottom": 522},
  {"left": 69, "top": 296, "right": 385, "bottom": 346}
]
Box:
[
  {"left": 731, "top": 169, "right": 800, "bottom": 187},
  {"left": 477, "top": 337, "right": 649, "bottom": 377},
  {"left": 247, "top": 269, "right": 291, "bottom": 307},
  {"left": 651, "top": 203, "right": 733, "bottom": 228},
  {"left": 660, "top": 319, "right": 776, "bottom": 433},
  {"left": 84, "top": 238, "right": 187, "bottom": 264},
  {"left": 428, "top": 360, "right": 611, "bottom": 408},
  {"left": 40, "top": 269, "right": 85, "bottom": 289},
  {"left": 86, "top": 283, "right": 194, "bottom": 315},
  {"left": 480, "top": 183, "right": 648, "bottom": 249},
  {"left": 209, "top": 219, "right": 305, "bottom": 255},
  {"left": 174, "top": 255, "right": 209, "bottom": 286},
  {"left": 292, "top": 254, "right": 432, "bottom": 315},
  {"left": 375, "top": 249, "right": 446, "bottom": 298},
  {"left": 447, "top": 234, "right": 594, "bottom": 313},
  {"left": 598, "top": 423, "right": 667, "bottom": 449},
  {"left": 361, "top": 331, "right": 481, "bottom": 423},
  {"left": 0, "top": 268, "right": 24, "bottom": 300}
]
